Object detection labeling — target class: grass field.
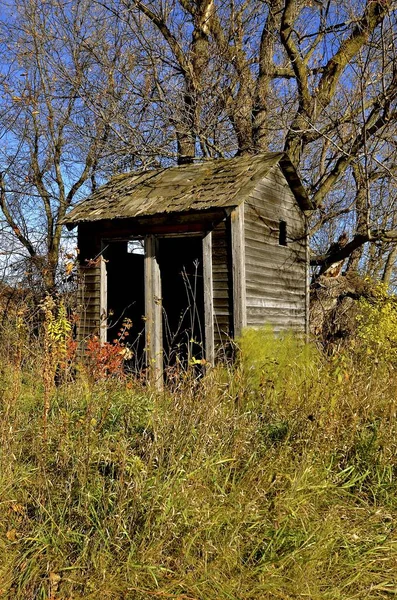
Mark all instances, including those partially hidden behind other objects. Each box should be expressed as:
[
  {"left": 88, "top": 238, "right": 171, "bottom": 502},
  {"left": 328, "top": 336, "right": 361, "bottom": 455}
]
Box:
[{"left": 1, "top": 323, "right": 397, "bottom": 599}]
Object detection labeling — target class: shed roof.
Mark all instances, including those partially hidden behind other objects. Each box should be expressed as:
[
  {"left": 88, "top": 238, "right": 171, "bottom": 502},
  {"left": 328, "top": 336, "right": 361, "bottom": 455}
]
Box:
[{"left": 64, "top": 152, "right": 312, "bottom": 227}]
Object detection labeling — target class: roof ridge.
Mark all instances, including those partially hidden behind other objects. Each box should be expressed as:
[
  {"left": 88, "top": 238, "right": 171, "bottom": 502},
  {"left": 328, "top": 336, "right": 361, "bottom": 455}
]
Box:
[
  {"left": 108, "top": 151, "right": 286, "bottom": 181},
  {"left": 63, "top": 152, "right": 311, "bottom": 228}
]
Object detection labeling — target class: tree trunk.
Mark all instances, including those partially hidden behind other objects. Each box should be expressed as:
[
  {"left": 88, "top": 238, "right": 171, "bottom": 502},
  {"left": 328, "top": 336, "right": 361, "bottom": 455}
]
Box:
[
  {"left": 382, "top": 245, "right": 397, "bottom": 285},
  {"left": 346, "top": 168, "right": 369, "bottom": 272}
]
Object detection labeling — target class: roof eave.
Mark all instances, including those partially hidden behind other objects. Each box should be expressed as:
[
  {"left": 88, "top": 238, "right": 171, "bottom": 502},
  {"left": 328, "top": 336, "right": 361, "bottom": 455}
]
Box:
[{"left": 63, "top": 205, "right": 237, "bottom": 231}]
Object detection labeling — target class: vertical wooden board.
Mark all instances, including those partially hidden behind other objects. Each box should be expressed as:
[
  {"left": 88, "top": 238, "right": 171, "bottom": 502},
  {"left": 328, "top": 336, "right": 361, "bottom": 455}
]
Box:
[
  {"left": 231, "top": 205, "right": 247, "bottom": 338},
  {"left": 76, "top": 223, "right": 104, "bottom": 348},
  {"left": 144, "top": 235, "right": 163, "bottom": 389},
  {"left": 100, "top": 256, "right": 107, "bottom": 344},
  {"left": 203, "top": 231, "right": 214, "bottom": 364}
]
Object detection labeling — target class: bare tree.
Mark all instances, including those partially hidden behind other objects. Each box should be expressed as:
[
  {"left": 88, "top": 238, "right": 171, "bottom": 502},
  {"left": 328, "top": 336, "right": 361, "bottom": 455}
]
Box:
[
  {"left": 103, "top": 0, "right": 397, "bottom": 277},
  {"left": 1, "top": 0, "right": 397, "bottom": 287},
  {"left": 0, "top": 0, "right": 149, "bottom": 291}
]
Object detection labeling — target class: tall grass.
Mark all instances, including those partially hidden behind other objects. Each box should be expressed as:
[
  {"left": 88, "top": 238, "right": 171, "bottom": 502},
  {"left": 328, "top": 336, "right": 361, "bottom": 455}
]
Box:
[{"left": 1, "top": 321, "right": 397, "bottom": 598}]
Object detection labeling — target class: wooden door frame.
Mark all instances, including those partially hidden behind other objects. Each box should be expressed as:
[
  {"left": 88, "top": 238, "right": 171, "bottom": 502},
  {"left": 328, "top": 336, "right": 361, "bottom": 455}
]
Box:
[
  {"left": 230, "top": 204, "right": 247, "bottom": 338},
  {"left": 145, "top": 232, "right": 215, "bottom": 385},
  {"left": 144, "top": 234, "right": 163, "bottom": 389},
  {"left": 100, "top": 231, "right": 215, "bottom": 388},
  {"left": 202, "top": 231, "right": 215, "bottom": 364}
]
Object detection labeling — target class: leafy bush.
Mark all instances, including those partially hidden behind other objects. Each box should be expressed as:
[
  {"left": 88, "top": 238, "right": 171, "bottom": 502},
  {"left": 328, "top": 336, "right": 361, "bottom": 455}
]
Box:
[
  {"left": 238, "top": 326, "right": 319, "bottom": 394},
  {"left": 356, "top": 283, "right": 397, "bottom": 365}
]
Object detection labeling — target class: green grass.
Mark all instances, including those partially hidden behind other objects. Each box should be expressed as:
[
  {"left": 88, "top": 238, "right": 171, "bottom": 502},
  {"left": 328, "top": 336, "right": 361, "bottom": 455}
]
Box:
[{"left": 1, "top": 332, "right": 397, "bottom": 599}]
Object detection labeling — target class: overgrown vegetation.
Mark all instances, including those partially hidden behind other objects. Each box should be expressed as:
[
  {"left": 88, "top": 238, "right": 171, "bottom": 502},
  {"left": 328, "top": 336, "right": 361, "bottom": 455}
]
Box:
[{"left": 1, "top": 301, "right": 397, "bottom": 599}]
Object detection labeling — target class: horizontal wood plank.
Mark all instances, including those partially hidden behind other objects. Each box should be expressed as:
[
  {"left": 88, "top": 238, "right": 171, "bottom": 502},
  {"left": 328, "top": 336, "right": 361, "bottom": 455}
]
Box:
[
  {"left": 244, "top": 166, "right": 308, "bottom": 334},
  {"left": 212, "top": 219, "right": 232, "bottom": 345}
]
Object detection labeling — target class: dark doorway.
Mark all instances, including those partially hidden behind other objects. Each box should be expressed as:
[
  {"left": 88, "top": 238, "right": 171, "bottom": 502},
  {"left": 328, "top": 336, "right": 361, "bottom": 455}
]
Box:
[
  {"left": 104, "top": 240, "right": 145, "bottom": 371},
  {"left": 158, "top": 236, "right": 204, "bottom": 370}
]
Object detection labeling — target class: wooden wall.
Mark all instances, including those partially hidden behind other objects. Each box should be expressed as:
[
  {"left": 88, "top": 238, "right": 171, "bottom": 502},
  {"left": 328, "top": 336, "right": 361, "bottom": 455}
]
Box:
[
  {"left": 211, "top": 219, "right": 234, "bottom": 353},
  {"left": 244, "top": 165, "right": 308, "bottom": 333},
  {"left": 77, "top": 225, "right": 106, "bottom": 344},
  {"left": 77, "top": 260, "right": 104, "bottom": 343},
  {"left": 75, "top": 182, "right": 309, "bottom": 360}
]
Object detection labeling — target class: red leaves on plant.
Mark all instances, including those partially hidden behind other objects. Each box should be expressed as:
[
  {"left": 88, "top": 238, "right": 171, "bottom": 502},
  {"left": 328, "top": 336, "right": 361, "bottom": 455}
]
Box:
[{"left": 85, "top": 336, "right": 125, "bottom": 380}]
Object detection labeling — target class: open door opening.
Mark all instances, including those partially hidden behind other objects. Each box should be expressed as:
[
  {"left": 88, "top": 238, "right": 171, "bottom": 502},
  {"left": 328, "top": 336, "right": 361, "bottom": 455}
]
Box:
[
  {"left": 104, "top": 240, "right": 145, "bottom": 372},
  {"left": 158, "top": 236, "right": 205, "bottom": 371}
]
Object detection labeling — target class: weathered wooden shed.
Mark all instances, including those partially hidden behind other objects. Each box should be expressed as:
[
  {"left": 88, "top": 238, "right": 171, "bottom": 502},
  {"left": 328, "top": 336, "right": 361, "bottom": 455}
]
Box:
[{"left": 64, "top": 152, "right": 312, "bottom": 382}]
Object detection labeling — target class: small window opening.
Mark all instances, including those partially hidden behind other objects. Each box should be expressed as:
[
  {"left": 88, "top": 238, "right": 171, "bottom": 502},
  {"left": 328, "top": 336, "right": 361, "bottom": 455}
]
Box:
[
  {"left": 128, "top": 240, "right": 144, "bottom": 255},
  {"left": 279, "top": 220, "right": 287, "bottom": 246}
]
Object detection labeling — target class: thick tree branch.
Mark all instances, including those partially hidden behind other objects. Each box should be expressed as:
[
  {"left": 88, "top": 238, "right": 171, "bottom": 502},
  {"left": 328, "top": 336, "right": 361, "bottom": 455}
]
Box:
[
  {"left": 30, "top": 119, "right": 55, "bottom": 248},
  {"left": 311, "top": 229, "right": 397, "bottom": 269},
  {"left": 280, "top": 0, "right": 311, "bottom": 113},
  {"left": 253, "top": 0, "right": 283, "bottom": 150},
  {"left": 284, "top": 0, "right": 393, "bottom": 163},
  {"left": 316, "top": 0, "right": 393, "bottom": 116},
  {"left": 312, "top": 102, "right": 397, "bottom": 208},
  {"left": 131, "top": 0, "right": 193, "bottom": 82}
]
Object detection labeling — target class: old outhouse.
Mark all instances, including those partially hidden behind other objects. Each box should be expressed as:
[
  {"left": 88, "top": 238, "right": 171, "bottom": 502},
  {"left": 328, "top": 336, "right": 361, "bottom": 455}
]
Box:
[{"left": 64, "top": 152, "right": 312, "bottom": 382}]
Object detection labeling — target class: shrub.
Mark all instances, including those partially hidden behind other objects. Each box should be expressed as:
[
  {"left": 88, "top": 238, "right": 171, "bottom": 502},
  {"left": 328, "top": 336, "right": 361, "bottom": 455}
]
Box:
[
  {"left": 84, "top": 319, "right": 133, "bottom": 381},
  {"left": 356, "top": 283, "right": 397, "bottom": 365},
  {"left": 237, "top": 326, "right": 319, "bottom": 397}
]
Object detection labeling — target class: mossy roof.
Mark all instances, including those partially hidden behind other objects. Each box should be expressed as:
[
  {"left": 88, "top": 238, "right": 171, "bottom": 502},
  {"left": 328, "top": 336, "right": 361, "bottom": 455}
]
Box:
[{"left": 64, "top": 152, "right": 312, "bottom": 228}]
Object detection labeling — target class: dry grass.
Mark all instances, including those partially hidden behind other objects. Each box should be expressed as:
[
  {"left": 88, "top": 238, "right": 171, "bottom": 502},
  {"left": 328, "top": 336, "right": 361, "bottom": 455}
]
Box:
[{"left": 1, "top": 326, "right": 397, "bottom": 599}]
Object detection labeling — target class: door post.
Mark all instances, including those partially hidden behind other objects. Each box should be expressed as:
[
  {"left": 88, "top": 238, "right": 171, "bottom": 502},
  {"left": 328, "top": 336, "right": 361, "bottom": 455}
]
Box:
[
  {"left": 144, "top": 235, "right": 163, "bottom": 389},
  {"left": 230, "top": 205, "right": 247, "bottom": 338},
  {"left": 203, "top": 231, "right": 215, "bottom": 364}
]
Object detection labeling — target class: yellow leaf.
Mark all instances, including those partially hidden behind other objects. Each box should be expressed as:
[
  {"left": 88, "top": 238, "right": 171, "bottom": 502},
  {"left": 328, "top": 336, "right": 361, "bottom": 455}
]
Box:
[
  {"left": 49, "top": 572, "right": 61, "bottom": 586},
  {"left": 11, "top": 503, "right": 24, "bottom": 514},
  {"left": 6, "top": 529, "right": 17, "bottom": 541},
  {"left": 49, "top": 571, "right": 61, "bottom": 594}
]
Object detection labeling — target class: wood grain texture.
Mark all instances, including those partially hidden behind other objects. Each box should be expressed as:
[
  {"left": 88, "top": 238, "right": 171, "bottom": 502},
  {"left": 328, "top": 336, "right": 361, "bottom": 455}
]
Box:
[
  {"left": 244, "top": 165, "right": 308, "bottom": 332},
  {"left": 211, "top": 219, "right": 233, "bottom": 349},
  {"left": 144, "top": 235, "right": 163, "bottom": 390},
  {"left": 231, "top": 204, "right": 247, "bottom": 338},
  {"left": 74, "top": 156, "right": 311, "bottom": 366},
  {"left": 203, "top": 231, "right": 215, "bottom": 364},
  {"left": 77, "top": 261, "right": 102, "bottom": 345},
  {"left": 100, "top": 256, "right": 107, "bottom": 344},
  {"left": 64, "top": 152, "right": 311, "bottom": 228}
]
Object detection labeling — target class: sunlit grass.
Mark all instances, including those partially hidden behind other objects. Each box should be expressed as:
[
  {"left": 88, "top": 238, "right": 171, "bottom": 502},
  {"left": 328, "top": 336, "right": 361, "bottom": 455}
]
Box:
[{"left": 1, "top": 328, "right": 397, "bottom": 598}]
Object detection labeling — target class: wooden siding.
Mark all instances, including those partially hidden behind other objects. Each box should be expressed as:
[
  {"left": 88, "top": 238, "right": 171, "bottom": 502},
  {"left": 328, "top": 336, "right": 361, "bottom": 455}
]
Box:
[
  {"left": 230, "top": 204, "right": 247, "bottom": 337},
  {"left": 211, "top": 219, "right": 233, "bottom": 353},
  {"left": 76, "top": 225, "right": 106, "bottom": 345},
  {"left": 77, "top": 261, "right": 102, "bottom": 343},
  {"left": 244, "top": 165, "right": 308, "bottom": 333}
]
